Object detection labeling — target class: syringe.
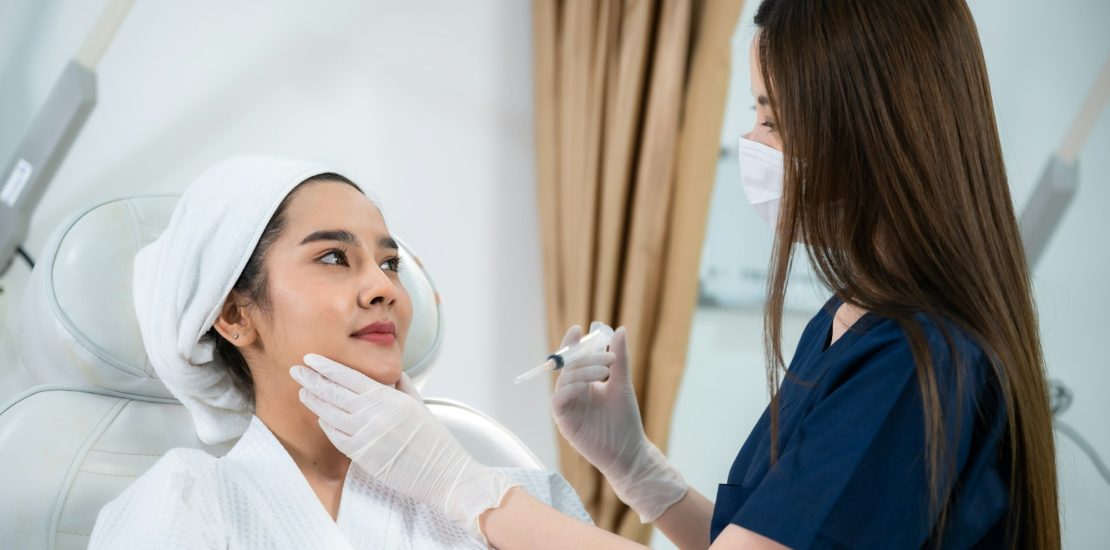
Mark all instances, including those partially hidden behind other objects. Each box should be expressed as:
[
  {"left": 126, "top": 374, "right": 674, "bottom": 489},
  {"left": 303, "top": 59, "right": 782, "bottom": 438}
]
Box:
[{"left": 513, "top": 323, "right": 615, "bottom": 384}]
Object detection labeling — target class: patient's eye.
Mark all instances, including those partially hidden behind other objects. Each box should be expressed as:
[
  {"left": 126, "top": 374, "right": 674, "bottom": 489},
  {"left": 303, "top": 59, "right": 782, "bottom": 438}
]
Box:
[
  {"left": 318, "top": 249, "right": 349, "bottom": 266},
  {"left": 379, "top": 256, "right": 403, "bottom": 273}
]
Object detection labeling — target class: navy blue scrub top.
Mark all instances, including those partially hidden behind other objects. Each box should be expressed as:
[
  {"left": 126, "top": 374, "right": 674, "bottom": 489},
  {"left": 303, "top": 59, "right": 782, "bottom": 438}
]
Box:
[{"left": 710, "top": 297, "right": 1010, "bottom": 548}]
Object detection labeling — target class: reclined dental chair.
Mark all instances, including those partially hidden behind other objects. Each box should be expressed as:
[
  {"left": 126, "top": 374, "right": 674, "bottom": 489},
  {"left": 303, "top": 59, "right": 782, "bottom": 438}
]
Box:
[{"left": 0, "top": 196, "right": 542, "bottom": 550}]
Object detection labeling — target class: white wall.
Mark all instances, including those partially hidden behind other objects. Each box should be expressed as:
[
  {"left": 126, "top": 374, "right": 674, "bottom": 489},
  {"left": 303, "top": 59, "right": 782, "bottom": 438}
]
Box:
[
  {"left": 0, "top": 1, "right": 558, "bottom": 466},
  {"left": 668, "top": 0, "right": 1110, "bottom": 548}
]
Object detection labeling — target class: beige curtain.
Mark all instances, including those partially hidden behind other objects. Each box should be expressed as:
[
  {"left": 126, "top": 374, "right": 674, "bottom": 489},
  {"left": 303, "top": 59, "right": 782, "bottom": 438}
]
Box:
[{"left": 533, "top": 0, "right": 744, "bottom": 542}]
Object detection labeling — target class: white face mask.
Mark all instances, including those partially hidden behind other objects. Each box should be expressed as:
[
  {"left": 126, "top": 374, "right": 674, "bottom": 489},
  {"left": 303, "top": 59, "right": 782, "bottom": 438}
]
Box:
[{"left": 737, "top": 136, "right": 784, "bottom": 229}]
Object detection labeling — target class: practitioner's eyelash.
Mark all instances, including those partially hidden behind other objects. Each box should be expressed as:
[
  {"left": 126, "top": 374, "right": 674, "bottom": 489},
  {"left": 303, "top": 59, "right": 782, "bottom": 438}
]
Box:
[
  {"left": 380, "top": 256, "right": 403, "bottom": 273},
  {"left": 750, "top": 106, "right": 776, "bottom": 131},
  {"left": 318, "top": 248, "right": 349, "bottom": 266}
]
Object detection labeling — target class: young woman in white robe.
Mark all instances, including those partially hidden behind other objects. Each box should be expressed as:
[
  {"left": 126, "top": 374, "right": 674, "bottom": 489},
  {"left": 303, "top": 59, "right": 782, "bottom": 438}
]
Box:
[{"left": 89, "top": 158, "right": 589, "bottom": 549}]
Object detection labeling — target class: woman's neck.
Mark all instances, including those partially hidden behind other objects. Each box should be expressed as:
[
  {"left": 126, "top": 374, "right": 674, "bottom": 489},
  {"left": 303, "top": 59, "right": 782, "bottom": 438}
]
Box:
[
  {"left": 255, "top": 394, "right": 351, "bottom": 481},
  {"left": 830, "top": 301, "right": 869, "bottom": 347}
]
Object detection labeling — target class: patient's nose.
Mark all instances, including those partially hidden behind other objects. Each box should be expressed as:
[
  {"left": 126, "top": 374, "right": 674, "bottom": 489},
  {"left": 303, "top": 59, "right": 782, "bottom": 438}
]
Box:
[{"left": 358, "top": 267, "right": 397, "bottom": 308}]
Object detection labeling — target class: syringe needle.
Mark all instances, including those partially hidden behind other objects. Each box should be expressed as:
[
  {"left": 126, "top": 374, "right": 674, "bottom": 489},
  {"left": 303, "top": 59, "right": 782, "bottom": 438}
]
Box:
[{"left": 513, "top": 359, "right": 556, "bottom": 384}]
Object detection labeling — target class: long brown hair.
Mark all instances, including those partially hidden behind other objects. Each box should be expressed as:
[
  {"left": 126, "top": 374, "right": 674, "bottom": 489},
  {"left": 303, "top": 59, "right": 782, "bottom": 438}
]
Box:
[{"left": 753, "top": 0, "right": 1059, "bottom": 547}]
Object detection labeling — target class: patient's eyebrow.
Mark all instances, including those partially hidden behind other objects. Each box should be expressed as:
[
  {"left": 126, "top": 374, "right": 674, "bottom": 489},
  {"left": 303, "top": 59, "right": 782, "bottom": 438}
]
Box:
[
  {"left": 300, "top": 230, "right": 360, "bottom": 246},
  {"left": 299, "top": 230, "right": 398, "bottom": 251}
]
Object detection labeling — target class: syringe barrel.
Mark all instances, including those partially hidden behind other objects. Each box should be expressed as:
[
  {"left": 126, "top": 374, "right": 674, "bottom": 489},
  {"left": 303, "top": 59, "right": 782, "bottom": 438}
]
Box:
[{"left": 552, "top": 323, "right": 614, "bottom": 367}]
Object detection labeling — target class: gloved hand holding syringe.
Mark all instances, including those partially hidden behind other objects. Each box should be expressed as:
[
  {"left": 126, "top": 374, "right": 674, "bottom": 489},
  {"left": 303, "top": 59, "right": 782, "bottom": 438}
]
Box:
[{"left": 514, "top": 322, "right": 615, "bottom": 383}]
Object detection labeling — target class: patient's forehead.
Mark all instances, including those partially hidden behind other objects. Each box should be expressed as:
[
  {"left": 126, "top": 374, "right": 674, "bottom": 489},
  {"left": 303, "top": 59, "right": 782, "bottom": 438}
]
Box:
[{"left": 282, "top": 181, "right": 387, "bottom": 239}]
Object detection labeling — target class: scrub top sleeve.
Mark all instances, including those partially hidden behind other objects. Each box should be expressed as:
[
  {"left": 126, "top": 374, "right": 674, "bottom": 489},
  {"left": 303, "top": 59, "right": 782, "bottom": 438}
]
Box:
[{"left": 731, "top": 337, "right": 944, "bottom": 549}]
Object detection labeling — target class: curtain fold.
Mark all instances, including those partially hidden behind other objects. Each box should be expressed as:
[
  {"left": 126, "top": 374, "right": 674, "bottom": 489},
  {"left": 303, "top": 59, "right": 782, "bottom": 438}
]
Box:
[{"left": 534, "top": 0, "right": 744, "bottom": 542}]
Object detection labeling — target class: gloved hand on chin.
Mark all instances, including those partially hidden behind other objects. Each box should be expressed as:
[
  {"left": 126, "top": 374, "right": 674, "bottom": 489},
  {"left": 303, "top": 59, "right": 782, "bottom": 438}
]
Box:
[{"left": 290, "top": 355, "right": 517, "bottom": 543}]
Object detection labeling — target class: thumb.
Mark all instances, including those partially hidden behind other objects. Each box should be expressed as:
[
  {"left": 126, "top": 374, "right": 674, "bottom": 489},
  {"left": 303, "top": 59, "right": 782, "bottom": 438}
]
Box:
[
  {"left": 560, "top": 324, "right": 583, "bottom": 349},
  {"left": 608, "top": 327, "right": 633, "bottom": 387}
]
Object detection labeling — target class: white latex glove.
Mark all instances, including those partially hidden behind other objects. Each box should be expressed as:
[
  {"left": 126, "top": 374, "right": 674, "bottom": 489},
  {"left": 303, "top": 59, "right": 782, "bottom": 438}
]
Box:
[
  {"left": 290, "top": 354, "right": 517, "bottom": 543},
  {"left": 551, "top": 323, "right": 688, "bottom": 523}
]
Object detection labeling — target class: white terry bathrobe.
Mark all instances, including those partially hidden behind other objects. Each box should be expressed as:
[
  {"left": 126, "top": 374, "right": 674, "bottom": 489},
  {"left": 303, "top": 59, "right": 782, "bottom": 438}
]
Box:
[
  {"left": 89, "top": 416, "right": 590, "bottom": 549},
  {"left": 87, "top": 157, "right": 592, "bottom": 548}
]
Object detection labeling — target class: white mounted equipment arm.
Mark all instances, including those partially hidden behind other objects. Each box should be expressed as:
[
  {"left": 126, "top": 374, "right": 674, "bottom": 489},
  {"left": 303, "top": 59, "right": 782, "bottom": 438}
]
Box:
[
  {"left": 0, "top": 0, "right": 133, "bottom": 275},
  {"left": 1019, "top": 53, "right": 1110, "bottom": 269}
]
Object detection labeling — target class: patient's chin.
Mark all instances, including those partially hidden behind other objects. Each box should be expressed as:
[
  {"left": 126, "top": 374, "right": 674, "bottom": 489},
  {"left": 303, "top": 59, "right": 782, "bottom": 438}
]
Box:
[
  {"left": 349, "top": 360, "right": 403, "bottom": 387},
  {"left": 302, "top": 345, "right": 404, "bottom": 387}
]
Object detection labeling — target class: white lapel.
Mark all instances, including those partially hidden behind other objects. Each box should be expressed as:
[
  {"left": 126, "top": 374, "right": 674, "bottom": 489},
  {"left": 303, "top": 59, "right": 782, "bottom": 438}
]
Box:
[
  {"left": 334, "top": 461, "right": 403, "bottom": 548},
  {"left": 220, "top": 416, "right": 357, "bottom": 549}
]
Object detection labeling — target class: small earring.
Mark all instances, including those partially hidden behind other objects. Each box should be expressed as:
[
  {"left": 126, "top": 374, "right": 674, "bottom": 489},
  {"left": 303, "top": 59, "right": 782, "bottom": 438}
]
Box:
[{"left": 233, "top": 333, "right": 239, "bottom": 340}]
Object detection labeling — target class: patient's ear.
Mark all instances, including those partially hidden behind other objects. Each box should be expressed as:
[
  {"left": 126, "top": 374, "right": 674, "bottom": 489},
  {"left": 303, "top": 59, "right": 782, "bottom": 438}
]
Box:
[{"left": 212, "top": 294, "right": 258, "bottom": 347}]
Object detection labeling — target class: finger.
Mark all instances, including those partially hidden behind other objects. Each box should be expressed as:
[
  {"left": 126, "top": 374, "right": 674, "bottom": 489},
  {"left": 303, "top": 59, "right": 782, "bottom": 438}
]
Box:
[
  {"left": 555, "top": 365, "right": 610, "bottom": 389},
  {"left": 551, "top": 382, "right": 593, "bottom": 415},
  {"left": 291, "top": 365, "right": 361, "bottom": 411},
  {"left": 559, "top": 325, "right": 583, "bottom": 349},
  {"left": 299, "top": 388, "right": 359, "bottom": 435},
  {"left": 303, "top": 353, "right": 378, "bottom": 394},
  {"left": 319, "top": 417, "right": 354, "bottom": 447},
  {"left": 608, "top": 327, "right": 633, "bottom": 386}
]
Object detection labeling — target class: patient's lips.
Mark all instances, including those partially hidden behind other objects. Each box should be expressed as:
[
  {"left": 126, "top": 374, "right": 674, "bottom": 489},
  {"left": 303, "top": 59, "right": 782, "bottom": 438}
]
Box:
[{"left": 352, "top": 320, "right": 396, "bottom": 346}]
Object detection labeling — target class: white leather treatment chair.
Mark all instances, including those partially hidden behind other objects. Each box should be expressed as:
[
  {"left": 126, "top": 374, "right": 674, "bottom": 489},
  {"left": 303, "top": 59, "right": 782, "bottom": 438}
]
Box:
[{"left": 0, "top": 195, "right": 542, "bottom": 550}]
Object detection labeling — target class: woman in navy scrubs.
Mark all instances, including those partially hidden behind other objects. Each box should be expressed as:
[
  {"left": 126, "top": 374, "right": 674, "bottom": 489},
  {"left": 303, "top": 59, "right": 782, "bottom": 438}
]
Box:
[
  {"left": 524, "top": 4, "right": 1060, "bottom": 547},
  {"left": 295, "top": 0, "right": 1061, "bottom": 547}
]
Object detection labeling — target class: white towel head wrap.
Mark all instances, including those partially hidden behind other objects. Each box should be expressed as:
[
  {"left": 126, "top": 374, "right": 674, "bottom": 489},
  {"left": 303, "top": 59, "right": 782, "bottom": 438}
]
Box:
[{"left": 134, "top": 155, "right": 343, "bottom": 443}]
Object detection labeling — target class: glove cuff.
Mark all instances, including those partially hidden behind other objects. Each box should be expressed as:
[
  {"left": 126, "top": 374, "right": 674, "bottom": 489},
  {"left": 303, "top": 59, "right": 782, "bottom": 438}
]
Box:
[
  {"left": 448, "top": 461, "right": 519, "bottom": 545},
  {"left": 605, "top": 440, "right": 688, "bottom": 523}
]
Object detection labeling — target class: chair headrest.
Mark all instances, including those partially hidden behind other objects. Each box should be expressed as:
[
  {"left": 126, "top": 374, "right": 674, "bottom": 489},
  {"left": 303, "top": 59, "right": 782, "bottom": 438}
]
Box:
[{"left": 19, "top": 196, "right": 443, "bottom": 397}]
